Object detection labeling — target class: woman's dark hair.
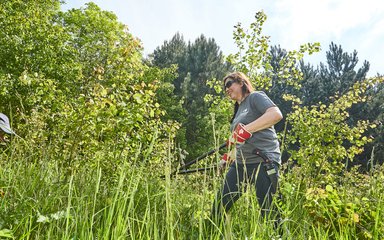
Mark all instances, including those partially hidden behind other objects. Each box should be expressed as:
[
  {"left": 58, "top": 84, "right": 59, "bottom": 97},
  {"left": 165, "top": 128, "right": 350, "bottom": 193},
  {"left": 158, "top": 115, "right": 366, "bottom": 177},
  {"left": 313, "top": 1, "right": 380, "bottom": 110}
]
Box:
[{"left": 223, "top": 72, "right": 254, "bottom": 123}]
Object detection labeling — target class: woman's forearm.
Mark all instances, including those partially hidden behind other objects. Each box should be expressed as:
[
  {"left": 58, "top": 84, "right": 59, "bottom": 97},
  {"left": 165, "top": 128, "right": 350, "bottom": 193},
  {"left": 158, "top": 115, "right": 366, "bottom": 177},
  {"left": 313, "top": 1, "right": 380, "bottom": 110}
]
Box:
[{"left": 244, "top": 107, "right": 283, "bottom": 133}]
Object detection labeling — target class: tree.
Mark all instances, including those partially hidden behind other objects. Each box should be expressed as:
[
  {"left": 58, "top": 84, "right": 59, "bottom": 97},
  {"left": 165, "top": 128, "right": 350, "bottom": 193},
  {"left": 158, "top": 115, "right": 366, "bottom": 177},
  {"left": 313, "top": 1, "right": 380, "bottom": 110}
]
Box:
[
  {"left": 267, "top": 45, "right": 304, "bottom": 133},
  {"left": 151, "top": 33, "right": 231, "bottom": 158},
  {"left": 300, "top": 42, "right": 370, "bottom": 106},
  {"left": 184, "top": 35, "right": 232, "bottom": 156},
  {"left": 152, "top": 32, "right": 187, "bottom": 95},
  {"left": 297, "top": 42, "right": 384, "bottom": 167},
  {"left": 0, "top": 0, "right": 63, "bottom": 75},
  {"left": 151, "top": 33, "right": 188, "bottom": 129},
  {"left": 0, "top": 1, "right": 177, "bottom": 175},
  {"left": 360, "top": 75, "right": 384, "bottom": 165}
]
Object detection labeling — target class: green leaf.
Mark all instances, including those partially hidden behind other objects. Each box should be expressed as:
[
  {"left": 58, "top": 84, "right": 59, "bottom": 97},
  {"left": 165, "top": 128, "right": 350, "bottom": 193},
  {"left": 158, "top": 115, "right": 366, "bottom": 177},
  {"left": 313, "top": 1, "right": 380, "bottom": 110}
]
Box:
[
  {"left": 133, "top": 93, "right": 143, "bottom": 104},
  {"left": 326, "top": 185, "right": 333, "bottom": 192},
  {"left": 0, "top": 229, "right": 14, "bottom": 238}
]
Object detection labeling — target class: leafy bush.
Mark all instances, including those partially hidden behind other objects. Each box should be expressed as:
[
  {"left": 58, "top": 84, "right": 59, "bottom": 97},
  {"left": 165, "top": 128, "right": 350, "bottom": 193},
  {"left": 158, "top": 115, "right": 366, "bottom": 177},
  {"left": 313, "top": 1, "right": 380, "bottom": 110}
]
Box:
[
  {"left": 0, "top": 1, "right": 179, "bottom": 178},
  {"left": 285, "top": 77, "right": 383, "bottom": 185}
]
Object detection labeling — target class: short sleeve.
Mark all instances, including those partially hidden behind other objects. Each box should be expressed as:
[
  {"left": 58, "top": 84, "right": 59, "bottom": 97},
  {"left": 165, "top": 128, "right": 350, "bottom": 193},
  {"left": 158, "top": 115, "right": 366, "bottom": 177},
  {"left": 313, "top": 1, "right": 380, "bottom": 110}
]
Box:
[{"left": 250, "top": 91, "right": 276, "bottom": 114}]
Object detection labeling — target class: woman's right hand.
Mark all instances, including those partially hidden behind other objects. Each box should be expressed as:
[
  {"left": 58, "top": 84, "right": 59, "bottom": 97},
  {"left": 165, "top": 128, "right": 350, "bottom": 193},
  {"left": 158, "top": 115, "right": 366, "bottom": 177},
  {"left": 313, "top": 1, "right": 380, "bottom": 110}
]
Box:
[
  {"left": 218, "top": 148, "right": 236, "bottom": 172},
  {"left": 219, "top": 154, "right": 229, "bottom": 171}
]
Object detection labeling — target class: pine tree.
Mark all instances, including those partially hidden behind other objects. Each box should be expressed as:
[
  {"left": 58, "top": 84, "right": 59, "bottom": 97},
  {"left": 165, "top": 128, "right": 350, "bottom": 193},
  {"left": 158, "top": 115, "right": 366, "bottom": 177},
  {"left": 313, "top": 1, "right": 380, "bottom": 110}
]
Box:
[{"left": 151, "top": 33, "right": 232, "bottom": 158}]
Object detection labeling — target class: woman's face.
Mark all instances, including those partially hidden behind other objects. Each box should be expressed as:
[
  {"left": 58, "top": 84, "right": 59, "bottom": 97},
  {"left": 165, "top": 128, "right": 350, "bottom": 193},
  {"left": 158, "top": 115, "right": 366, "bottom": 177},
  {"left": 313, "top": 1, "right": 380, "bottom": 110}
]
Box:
[{"left": 224, "top": 78, "right": 243, "bottom": 102}]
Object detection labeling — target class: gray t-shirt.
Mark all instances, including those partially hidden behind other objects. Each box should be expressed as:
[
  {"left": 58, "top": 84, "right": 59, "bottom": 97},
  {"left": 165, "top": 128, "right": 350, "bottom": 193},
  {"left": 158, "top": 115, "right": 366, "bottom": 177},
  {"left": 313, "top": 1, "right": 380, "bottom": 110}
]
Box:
[{"left": 231, "top": 91, "right": 281, "bottom": 165}]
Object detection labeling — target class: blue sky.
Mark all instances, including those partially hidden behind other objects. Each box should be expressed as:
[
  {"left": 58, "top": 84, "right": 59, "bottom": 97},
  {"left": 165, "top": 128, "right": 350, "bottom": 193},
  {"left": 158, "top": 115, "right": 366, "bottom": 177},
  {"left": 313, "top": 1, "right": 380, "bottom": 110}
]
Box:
[{"left": 63, "top": 0, "right": 384, "bottom": 76}]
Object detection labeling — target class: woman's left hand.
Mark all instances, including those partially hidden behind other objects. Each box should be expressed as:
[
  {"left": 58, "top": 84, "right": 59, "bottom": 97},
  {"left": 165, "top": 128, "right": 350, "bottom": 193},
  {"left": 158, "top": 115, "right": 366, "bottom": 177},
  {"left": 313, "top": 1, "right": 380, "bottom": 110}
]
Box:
[{"left": 229, "top": 123, "right": 252, "bottom": 145}]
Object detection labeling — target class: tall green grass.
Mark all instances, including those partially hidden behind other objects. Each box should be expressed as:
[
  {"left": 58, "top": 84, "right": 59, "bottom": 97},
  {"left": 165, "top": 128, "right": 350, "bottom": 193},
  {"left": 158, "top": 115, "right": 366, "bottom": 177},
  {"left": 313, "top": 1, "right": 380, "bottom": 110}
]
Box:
[{"left": 1, "top": 138, "right": 383, "bottom": 239}]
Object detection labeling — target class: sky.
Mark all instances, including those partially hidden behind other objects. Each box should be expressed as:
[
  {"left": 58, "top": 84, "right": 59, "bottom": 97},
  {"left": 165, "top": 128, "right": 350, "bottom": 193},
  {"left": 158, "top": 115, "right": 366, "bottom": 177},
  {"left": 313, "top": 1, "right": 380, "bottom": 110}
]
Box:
[{"left": 63, "top": 0, "right": 384, "bottom": 77}]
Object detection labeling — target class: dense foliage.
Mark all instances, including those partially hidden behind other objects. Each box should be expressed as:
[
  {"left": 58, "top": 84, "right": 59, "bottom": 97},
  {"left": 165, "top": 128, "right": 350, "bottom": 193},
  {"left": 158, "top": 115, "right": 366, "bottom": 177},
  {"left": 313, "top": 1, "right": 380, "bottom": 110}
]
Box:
[
  {"left": 0, "top": 2, "right": 178, "bottom": 175},
  {"left": 151, "top": 33, "right": 232, "bottom": 159},
  {"left": 0, "top": 2, "right": 383, "bottom": 239}
]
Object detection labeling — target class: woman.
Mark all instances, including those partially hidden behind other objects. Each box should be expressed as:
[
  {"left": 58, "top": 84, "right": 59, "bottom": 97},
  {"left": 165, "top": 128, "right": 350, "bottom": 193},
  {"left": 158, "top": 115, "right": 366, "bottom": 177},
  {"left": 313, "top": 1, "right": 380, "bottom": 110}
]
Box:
[{"left": 212, "top": 72, "right": 283, "bottom": 223}]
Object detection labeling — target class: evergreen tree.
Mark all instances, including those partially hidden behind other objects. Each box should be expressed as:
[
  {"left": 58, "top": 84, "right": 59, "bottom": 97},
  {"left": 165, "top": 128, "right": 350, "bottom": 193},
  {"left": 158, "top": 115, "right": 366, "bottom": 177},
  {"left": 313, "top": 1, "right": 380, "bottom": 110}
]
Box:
[
  {"left": 301, "top": 42, "right": 370, "bottom": 106},
  {"left": 267, "top": 45, "right": 299, "bottom": 132},
  {"left": 359, "top": 75, "right": 384, "bottom": 165},
  {"left": 151, "top": 33, "right": 231, "bottom": 158},
  {"left": 152, "top": 33, "right": 187, "bottom": 95},
  {"left": 297, "top": 43, "right": 384, "bottom": 167}
]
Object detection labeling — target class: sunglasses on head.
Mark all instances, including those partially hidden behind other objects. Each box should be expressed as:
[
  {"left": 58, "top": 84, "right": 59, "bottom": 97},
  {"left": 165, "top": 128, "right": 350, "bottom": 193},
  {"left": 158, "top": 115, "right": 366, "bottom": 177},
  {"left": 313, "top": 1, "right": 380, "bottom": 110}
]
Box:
[{"left": 224, "top": 79, "right": 235, "bottom": 89}]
